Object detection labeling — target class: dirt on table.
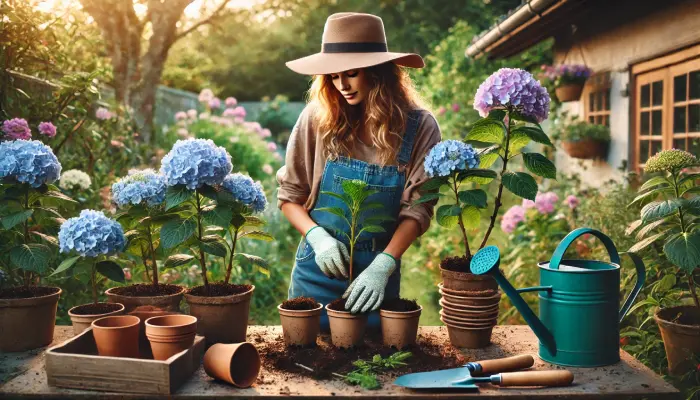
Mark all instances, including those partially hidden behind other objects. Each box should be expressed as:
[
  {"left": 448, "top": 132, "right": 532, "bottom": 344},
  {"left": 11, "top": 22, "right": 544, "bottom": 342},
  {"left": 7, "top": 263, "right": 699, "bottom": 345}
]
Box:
[
  {"left": 256, "top": 328, "right": 466, "bottom": 382},
  {"left": 109, "top": 283, "right": 182, "bottom": 297},
  {"left": 188, "top": 283, "right": 252, "bottom": 297}
]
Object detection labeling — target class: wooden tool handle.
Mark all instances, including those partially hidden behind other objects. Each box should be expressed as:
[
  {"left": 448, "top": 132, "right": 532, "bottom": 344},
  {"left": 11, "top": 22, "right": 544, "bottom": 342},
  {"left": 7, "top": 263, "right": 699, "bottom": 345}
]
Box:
[
  {"left": 498, "top": 370, "right": 574, "bottom": 387},
  {"left": 479, "top": 355, "right": 534, "bottom": 374}
]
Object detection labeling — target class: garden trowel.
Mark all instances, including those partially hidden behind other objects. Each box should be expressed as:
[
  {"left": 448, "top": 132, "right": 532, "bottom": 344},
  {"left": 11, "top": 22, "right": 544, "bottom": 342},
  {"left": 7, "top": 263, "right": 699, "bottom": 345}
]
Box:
[{"left": 393, "top": 354, "right": 574, "bottom": 390}]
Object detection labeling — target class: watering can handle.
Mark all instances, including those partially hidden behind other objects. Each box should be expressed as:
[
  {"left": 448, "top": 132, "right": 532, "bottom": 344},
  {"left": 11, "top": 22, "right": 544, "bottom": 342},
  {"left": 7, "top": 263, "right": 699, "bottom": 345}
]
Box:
[
  {"left": 619, "top": 252, "right": 646, "bottom": 322},
  {"left": 549, "top": 228, "right": 620, "bottom": 270}
]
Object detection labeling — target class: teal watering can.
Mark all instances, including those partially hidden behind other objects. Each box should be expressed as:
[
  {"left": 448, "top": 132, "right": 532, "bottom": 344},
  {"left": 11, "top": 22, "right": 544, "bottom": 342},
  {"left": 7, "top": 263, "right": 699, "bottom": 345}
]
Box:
[{"left": 470, "top": 228, "right": 646, "bottom": 367}]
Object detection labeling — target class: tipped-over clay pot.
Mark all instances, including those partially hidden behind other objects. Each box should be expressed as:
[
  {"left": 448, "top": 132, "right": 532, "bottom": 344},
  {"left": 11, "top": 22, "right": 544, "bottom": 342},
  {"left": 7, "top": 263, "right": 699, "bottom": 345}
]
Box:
[{"left": 204, "top": 342, "right": 261, "bottom": 388}]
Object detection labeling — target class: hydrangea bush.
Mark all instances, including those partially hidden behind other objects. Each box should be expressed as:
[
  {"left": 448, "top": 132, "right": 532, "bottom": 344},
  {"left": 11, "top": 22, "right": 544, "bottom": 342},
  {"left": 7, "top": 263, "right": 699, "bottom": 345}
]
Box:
[
  {"left": 55, "top": 209, "right": 126, "bottom": 304},
  {"left": 112, "top": 169, "right": 166, "bottom": 207},
  {"left": 414, "top": 68, "right": 556, "bottom": 266},
  {"left": 626, "top": 149, "right": 700, "bottom": 311}
]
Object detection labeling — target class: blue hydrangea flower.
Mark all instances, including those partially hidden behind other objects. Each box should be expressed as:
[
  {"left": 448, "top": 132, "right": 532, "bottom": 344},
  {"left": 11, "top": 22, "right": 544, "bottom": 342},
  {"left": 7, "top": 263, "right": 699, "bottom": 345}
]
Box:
[
  {"left": 221, "top": 173, "right": 267, "bottom": 213},
  {"left": 160, "top": 139, "right": 232, "bottom": 190},
  {"left": 424, "top": 140, "right": 479, "bottom": 178},
  {"left": 0, "top": 139, "right": 61, "bottom": 187},
  {"left": 111, "top": 169, "right": 166, "bottom": 208},
  {"left": 59, "top": 210, "right": 126, "bottom": 257},
  {"left": 474, "top": 68, "right": 551, "bottom": 123}
]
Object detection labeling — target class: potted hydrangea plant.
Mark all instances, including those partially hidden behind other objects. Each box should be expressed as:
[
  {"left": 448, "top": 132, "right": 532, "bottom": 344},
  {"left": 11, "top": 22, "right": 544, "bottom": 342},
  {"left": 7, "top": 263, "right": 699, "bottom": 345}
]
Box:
[
  {"left": 55, "top": 209, "right": 127, "bottom": 335},
  {"left": 105, "top": 169, "right": 186, "bottom": 312},
  {"left": 541, "top": 64, "right": 592, "bottom": 102},
  {"left": 415, "top": 68, "right": 556, "bottom": 347},
  {"left": 0, "top": 139, "right": 67, "bottom": 351},
  {"left": 626, "top": 149, "right": 700, "bottom": 375},
  {"left": 552, "top": 114, "right": 610, "bottom": 160}
]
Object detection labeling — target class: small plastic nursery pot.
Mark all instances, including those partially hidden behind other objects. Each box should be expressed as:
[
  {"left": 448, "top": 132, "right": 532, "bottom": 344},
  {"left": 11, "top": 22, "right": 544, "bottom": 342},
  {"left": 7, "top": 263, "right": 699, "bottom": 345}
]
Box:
[
  {"left": 105, "top": 284, "right": 185, "bottom": 313},
  {"left": 654, "top": 305, "right": 700, "bottom": 376},
  {"left": 555, "top": 83, "right": 585, "bottom": 102},
  {"left": 440, "top": 316, "right": 494, "bottom": 349},
  {"left": 325, "top": 303, "right": 367, "bottom": 349},
  {"left": 204, "top": 342, "right": 261, "bottom": 388},
  {"left": 0, "top": 287, "right": 62, "bottom": 352},
  {"left": 379, "top": 305, "right": 422, "bottom": 350},
  {"left": 145, "top": 314, "right": 197, "bottom": 361},
  {"left": 184, "top": 284, "right": 254, "bottom": 344},
  {"left": 440, "top": 267, "right": 498, "bottom": 292},
  {"left": 68, "top": 302, "right": 125, "bottom": 336},
  {"left": 277, "top": 300, "right": 323, "bottom": 347},
  {"left": 91, "top": 315, "right": 140, "bottom": 358}
]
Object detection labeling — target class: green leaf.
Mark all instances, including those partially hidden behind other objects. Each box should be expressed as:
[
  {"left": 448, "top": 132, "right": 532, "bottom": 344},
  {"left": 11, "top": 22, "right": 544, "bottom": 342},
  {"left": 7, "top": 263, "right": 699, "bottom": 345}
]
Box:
[
  {"left": 510, "top": 111, "right": 541, "bottom": 126},
  {"left": 361, "top": 224, "right": 386, "bottom": 234},
  {"left": 663, "top": 232, "right": 700, "bottom": 272},
  {"left": 10, "top": 244, "right": 52, "bottom": 273},
  {"left": 464, "top": 140, "right": 495, "bottom": 148},
  {"left": 502, "top": 171, "right": 538, "bottom": 201},
  {"left": 238, "top": 230, "right": 274, "bottom": 241},
  {"left": 42, "top": 190, "right": 77, "bottom": 203},
  {"left": 511, "top": 126, "right": 553, "bottom": 147},
  {"left": 456, "top": 169, "right": 498, "bottom": 181},
  {"left": 363, "top": 215, "right": 395, "bottom": 224},
  {"left": 636, "top": 219, "right": 668, "bottom": 240},
  {"left": 487, "top": 109, "right": 506, "bottom": 121},
  {"left": 419, "top": 177, "right": 448, "bottom": 191},
  {"left": 203, "top": 206, "right": 234, "bottom": 228},
  {"left": 164, "top": 254, "right": 195, "bottom": 268},
  {"left": 641, "top": 199, "right": 682, "bottom": 222},
  {"left": 50, "top": 255, "right": 80, "bottom": 276},
  {"left": 522, "top": 153, "right": 557, "bottom": 179},
  {"left": 199, "top": 235, "right": 228, "bottom": 257},
  {"left": 341, "top": 180, "right": 368, "bottom": 203},
  {"left": 461, "top": 206, "right": 480, "bottom": 229},
  {"left": 630, "top": 187, "right": 671, "bottom": 206},
  {"left": 234, "top": 253, "right": 269, "bottom": 269},
  {"left": 411, "top": 192, "right": 443, "bottom": 207},
  {"left": 165, "top": 185, "right": 192, "bottom": 211},
  {"left": 30, "top": 231, "right": 58, "bottom": 246},
  {"left": 467, "top": 119, "right": 506, "bottom": 144},
  {"left": 639, "top": 176, "right": 671, "bottom": 192},
  {"left": 359, "top": 202, "right": 383, "bottom": 212},
  {"left": 507, "top": 131, "right": 530, "bottom": 153},
  {"left": 684, "top": 196, "right": 700, "bottom": 214},
  {"left": 320, "top": 191, "right": 352, "bottom": 207},
  {"left": 346, "top": 371, "right": 380, "bottom": 390},
  {"left": 1, "top": 209, "right": 33, "bottom": 230},
  {"left": 678, "top": 172, "right": 700, "bottom": 186},
  {"left": 628, "top": 231, "right": 666, "bottom": 253},
  {"left": 625, "top": 219, "right": 643, "bottom": 236},
  {"left": 198, "top": 185, "right": 218, "bottom": 200},
  {"left": 458, "top": 189, "right": 487, "bottom": 208},
  {"left": 436, "top": 205, "right": 461, "bottom": 228},
  {"left": 479, "top": 152, "right": 500, "bottom": 169},
  {"left": 96, "top": 260, "right": 125, "bottom": 283},
  {"left": 315, "top": 207, "right": 349, "bottom": 227},
  {"left": 243, "top": 216, "right": 266, "bottom": 227},
  {"left": 160, "top": 217, "right": 196, "bottom": 249}
]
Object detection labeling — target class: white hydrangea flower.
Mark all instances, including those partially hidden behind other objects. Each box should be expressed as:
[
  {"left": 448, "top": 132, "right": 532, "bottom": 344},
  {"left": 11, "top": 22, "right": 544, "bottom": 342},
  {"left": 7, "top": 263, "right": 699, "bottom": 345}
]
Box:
[{"left": 59, "top": 169, "right": 92, "bottom": 190}]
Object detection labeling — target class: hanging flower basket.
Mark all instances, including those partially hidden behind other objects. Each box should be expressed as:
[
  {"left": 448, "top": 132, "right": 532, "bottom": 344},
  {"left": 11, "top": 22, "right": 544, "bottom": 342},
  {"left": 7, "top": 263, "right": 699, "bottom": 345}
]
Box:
[
  {"left": 561, "top": 138, "right": 609, "bottom": 160},
  {"left": 552, "top": 118, "right": 610, "bottom": 160},
  {"left": 541, "top": 64, "right": 592, "bottom": 102},
  {"left": 555, "top": 83, "right": 585, "bottom": 102}
]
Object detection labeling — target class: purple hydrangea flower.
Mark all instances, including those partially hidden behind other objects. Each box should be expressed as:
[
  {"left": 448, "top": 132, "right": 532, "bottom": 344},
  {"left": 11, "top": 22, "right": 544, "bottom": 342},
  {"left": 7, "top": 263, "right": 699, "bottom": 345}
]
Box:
[
  {"left": 424, "top": 140, "right": 479, "bottom": 177},
  {"left": 267, "top": 142, "right": 277, "bottom": 152},
  {"left": 501, "top": 205, "right": 525, "bottom": 234},
  {"left": 565, "top": 194, "right": 580, "bottom": 209},
  {"left": 95, "top": 107, "right": 112, "bottom": 120},
  {"left": 474, "top": 68, "right": 550, "bottom": 123},
  {"left": 225, "top": 97, "right": 237, "bottom": 107},
  {"left": 38, "top": 122, "right": 57, "bottom": 138},
  {"left": 2, "top": 118, "right": 32, "bottom": 140},
  {"left": 534, "top": 191, "right": 558, "bottom": 214}
]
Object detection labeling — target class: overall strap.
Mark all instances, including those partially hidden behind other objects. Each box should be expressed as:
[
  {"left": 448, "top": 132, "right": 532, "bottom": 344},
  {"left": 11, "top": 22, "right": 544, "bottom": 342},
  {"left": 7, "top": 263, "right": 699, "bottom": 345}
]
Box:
[{"left": 397, "top": 110, "right": 422, "bottom": 166}]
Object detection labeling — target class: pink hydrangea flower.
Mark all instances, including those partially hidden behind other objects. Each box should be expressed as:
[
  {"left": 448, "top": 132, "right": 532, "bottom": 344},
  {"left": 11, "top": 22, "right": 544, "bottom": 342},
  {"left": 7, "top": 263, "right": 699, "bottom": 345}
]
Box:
[
  {"left": 198, "top": 89, "right": 214, "bottom": 103},
  {"left": 2, "top": 118, "right": 32, "bottom": 140},
  {"left": 234, "top": 116, "right": 245, "bottom": 124},
  {"left": 260, "top": 128, "right": 272, "bottom": 138},
  {"left": 95, "top": 107, "right": 112, "bottom": 120},
  {"left": 437, "top": 106, "right": 447, "bottom": 116},
  {"left": 209, "top": 97, "right": 221, "bottom": 109},
  {"left": 534, "top": 191, "right": 559, "bottom": 214},
  {"left": 522, "top": 199, "right": 535, "bottom": 209},
  {"left": 262, "top": 164, "right": 273, "bottom": 175},
  {"left": 233, "top": 106, "right": 246, "bottom": 118},
  {"left": 225, "top": 97, "right": 237, "bottom": 107},
  {"left": 274, "top": 152, "right": 283, "bottom": 161},
  {"left": 187, "top": 109, "right": 198, "bottom": 119},
  {"left": 175, "top": 111, "right": 187, "bottom": 121},
  {"left": 565, "top": 194, "right": 580, "bottom": 209},
  {"left": 177, "top": 128, "right": 189, "bottom": 138},
  {"left": 267, "top": 142, "right": 277, "bottom": 152},
  {"left": 244, "top": 121, "right": 262, "bottom": 134},
  {"left": 451, "top": 103, "right": 460, "bottom": 112},
  {"left": 38, "top": 122, "right": 57, "bottom": 137},
  {"left": 222, "top": 108, "right": 236, "bottom": 118},
  {"left": 501, "top": 205, "right": 525, "bottom": 234}
]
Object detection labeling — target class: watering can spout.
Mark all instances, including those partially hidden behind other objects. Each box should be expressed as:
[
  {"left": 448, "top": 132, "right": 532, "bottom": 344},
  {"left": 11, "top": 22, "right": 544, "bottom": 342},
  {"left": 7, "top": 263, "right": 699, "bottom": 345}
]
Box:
[{"left": 470, "top": 246, "right": 557, "bottom": 356}]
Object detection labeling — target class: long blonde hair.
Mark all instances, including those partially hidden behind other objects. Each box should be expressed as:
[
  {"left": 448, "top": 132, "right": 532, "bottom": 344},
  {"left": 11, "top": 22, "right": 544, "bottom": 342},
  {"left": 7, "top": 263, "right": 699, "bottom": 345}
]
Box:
[{"left": 308, "top": 62, "right": 425, "bottom": 166}]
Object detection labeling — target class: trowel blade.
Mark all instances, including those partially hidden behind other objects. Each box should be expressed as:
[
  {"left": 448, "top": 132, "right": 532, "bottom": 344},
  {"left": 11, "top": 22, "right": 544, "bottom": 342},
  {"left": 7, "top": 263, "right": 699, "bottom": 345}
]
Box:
[{"left": 393, "top": 366, "right": 478, "bottom": 390}]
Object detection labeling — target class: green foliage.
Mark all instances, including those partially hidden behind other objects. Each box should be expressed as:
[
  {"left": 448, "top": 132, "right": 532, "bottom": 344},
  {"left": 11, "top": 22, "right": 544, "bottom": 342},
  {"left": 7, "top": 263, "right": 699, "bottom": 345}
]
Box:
[
  {"left": 341, "top": 351, "right": 412, "bottom": 390},
  {"left": 550, "top": 112, "right": 611, "bottom": 143}
]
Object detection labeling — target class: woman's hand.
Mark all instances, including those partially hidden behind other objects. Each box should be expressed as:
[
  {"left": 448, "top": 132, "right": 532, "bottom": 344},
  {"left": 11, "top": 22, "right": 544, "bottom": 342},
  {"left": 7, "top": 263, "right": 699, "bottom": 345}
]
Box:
[
  {"left": 342, "top": 252, "right": 396, "bottom": 313},
  {"left": 305, "top": 226, "right": 349, "bottom": 279}
]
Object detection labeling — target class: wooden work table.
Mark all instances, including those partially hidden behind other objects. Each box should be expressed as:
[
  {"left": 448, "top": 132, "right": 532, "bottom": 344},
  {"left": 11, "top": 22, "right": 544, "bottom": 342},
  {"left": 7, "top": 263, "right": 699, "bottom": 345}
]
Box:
[{"left": 0, "top": 325, "right": 680, "bottom": 399}]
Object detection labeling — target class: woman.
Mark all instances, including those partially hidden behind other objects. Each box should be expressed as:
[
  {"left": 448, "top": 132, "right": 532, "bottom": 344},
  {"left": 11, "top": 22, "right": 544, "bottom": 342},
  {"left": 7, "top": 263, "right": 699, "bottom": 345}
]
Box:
[{"left": 277, "top": 12, "right": 441, "bottom": 330}]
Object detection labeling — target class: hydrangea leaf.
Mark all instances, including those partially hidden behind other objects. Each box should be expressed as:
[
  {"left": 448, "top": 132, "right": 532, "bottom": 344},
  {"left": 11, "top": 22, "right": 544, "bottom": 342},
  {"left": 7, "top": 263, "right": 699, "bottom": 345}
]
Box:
[
  {"left": 30, "top": 231, "right": 58, "bottom": 247},
  {"left": 436, "top": 205, "right": 461, "bottom": 228},
  {"left": 238, "top": 230, "right": 274, "bottom": 242},
  {"left": 487, "top": 109, "right": 507, "bottom": 121},
  {"left": 419, "top": 177, "right": 448, "bottom": 191},
  {"left": 628, "top": 231, "right": 667, "bottom": 253},
  {"left": 10, "top": 244, "right": 52, "bottom": 274},
  {"left": 160, "top": 217, "right": 196, "bottom": 249},
  {"left": 467, "top": 119, "right": 506, "bottom": 144},
  {"left": 50, "top": 255, "right": 80, "bottom": 276},
  {"left": 461, "top": 205, "right": 480, "bottom": 229},
  {"left": 506, "top": 131, "right": 531, "bottom": 154},
  {"left": 164, "top": 254, "right": 195, "bottom": 268},
  {"left": 96, "top": 260, "right": 125, "bottom": 283},
  {"left": 203, "top": 206, "right": 234, "bottom": 228},
  {"left": 199, "top": 235, "right": 228, "bottom": 257},
  {"left": 42, "top": 190, "right": 77, "bottom": 203},
  {"left": 234, "top": 253, "right": 269, "bottom": 270},
  {"left": 1, "top": 209, "right": 33, "bottom": 230},
  {"left": 511, "top": 126, "right": 553, "bottom": 147},
  {"left": 502, "top": 171, "right": 537, "bottom": 201},
  {"left": 411, "top": 192, "right": 443, "bottom": 207},
  {"left": 523, "top": 153, "right": 557, "bottom": 179},
  {"left": 663, "top": 231, "right": 700, "bottom": 272},
  {"left": 458, "top": 189, "right": 487, "bottom": 208},
  {"left": 641, "top": 199, "right": 683, "bottom": 222},
  {"left": 457, "top": 169, "right": 498, "bottom": 182},
  {"left": 639, "top": 176, "right": 671, "bottom": 192},
  {"left": 165, "top": 185, "right": 192, "bottom": 211}
]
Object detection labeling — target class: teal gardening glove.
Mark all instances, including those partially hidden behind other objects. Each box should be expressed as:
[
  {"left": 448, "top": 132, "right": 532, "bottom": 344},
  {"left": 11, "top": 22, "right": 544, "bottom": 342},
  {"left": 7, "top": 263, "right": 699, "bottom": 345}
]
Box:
[
  {"left": 304, "top": 226, "right": 349, "bottom": 280},
  {"left": 342, "top": 252, "right": 397, "bottom": 314}
]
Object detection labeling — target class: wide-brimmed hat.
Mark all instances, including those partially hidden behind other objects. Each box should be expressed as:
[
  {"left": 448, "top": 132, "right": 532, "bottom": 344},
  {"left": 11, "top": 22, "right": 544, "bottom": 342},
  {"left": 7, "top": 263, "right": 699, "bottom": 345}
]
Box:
[{"left": 285, "top": 12, "right": 424, "bottom": 75}]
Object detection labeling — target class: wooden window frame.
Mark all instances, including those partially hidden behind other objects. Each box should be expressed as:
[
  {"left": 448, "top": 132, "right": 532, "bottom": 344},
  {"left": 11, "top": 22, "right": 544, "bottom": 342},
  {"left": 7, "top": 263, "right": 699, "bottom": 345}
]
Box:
[{"left": 582, "top": 72, "right": 612, "bottom": 127}]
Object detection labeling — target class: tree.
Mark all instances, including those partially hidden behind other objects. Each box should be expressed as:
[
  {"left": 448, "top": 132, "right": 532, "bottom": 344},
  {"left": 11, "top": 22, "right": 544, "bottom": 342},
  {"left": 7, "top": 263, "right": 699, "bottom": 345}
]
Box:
[{"left": 79, "top": 0, "right": 234, "bottom": 143}]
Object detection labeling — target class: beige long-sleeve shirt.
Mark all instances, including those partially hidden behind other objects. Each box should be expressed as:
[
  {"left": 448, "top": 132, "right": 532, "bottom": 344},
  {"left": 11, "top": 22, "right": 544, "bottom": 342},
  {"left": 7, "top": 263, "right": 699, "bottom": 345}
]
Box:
[{"left": 276, "top": 103, "right": 442, "bottom": 236}]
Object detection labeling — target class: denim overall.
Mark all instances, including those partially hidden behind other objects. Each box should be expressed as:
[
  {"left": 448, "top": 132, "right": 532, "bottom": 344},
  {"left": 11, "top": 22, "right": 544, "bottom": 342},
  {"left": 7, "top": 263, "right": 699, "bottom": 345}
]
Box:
[{"left": 289, "top": 110, "right": 421, "bottom": 332}]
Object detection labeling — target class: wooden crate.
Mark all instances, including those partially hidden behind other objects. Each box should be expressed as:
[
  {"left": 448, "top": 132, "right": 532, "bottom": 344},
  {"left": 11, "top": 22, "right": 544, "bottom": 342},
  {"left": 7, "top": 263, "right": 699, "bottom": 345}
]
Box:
[{"left": 45, "top": 327, "right": 205, "bottom": 395}]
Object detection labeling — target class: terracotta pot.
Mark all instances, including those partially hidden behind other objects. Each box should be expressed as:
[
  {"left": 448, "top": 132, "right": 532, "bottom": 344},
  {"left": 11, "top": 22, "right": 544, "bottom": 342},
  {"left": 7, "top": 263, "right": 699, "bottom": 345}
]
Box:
[
  {"left": 145, "top": 314, "right": 197, "bottom": 361},
  {"left": 129, "top": 306, "right": 177, "bottom": 358},
  {"left": 439, "top": 309, "right": 497, "bottom": 326},
  {"left": 277, "top": 303, "right": 322, "bottom": 347},
  {"left": 379, "top": 306, "right": 422, "bottom": 349},
  {"left": 91, "top": 315, "right": 140, "bottom": 358},
  {"left": 326, "top": 304, "right": 367, "bottom": 349},
  {"left": 440, "top": 268, "right": 498, "bottom": 291},
  {"left": 561, "top": 138, "right": 609, "bottom": 160},
  {"left": 68, "top": 302, "right": 125, "bottom": 336},
  {"left": 204, "top": 342, "right": 261, "bottom": 388},
  {"left": 440, "top": 300, "right": 499, "bottom": 319},
  {"left": 654, "top": 305, "right": 700, "bottom": 375},
  {"left": 184, "top": 285, "right": 254, "bottom": 344},
  {"left": 105, "top": 285, "right": 185, "bottom": 313},
  {"left": 555, "top": 83, "right": 584, "bottom": 102},
  {"left": 442, "top": 317, "right": 494, "bottom": 349},
  {"left": 438, "top": 285, "right": 502, "bottom": 307},
  {"left": 0, "top": 287, "right": 61, "bottom": 352}
]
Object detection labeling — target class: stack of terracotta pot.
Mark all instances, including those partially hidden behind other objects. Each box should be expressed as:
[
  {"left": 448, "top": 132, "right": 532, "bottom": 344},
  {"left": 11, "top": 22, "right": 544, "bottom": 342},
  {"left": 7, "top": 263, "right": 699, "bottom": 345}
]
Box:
[{"left": 438, "top": 269, "right": 501, "bottom": 349}]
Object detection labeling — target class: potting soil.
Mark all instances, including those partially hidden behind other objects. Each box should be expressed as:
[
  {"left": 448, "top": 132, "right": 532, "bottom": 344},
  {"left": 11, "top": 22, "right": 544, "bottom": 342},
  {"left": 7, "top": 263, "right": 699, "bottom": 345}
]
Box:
[
  {"left": 109, "top": 283, "right": 182, "bottom": 297},
  {"left": 380, "top": 298, "right": 419, "bottom": 312},
  {"left": 281, "top": 296, "right": 319, "bottom": 310},
  {"left": 440, "top": 255, "right": 470, "bottom": 272},
  {"left": 188, "top": 283, "right": 252, "bottom": 297},
  {"left": 70, "top": 302, "right": 123, "bottom": 315},
  {"left": 0, "top": 286, "right": 59, "bottom": 299}
]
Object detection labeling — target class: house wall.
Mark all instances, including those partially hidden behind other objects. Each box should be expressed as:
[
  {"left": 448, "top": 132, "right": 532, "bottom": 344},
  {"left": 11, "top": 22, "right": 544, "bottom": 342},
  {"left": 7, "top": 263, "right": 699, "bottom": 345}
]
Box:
[{"left": 550, "top": 0, "right": 700, "bottom": 188}]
